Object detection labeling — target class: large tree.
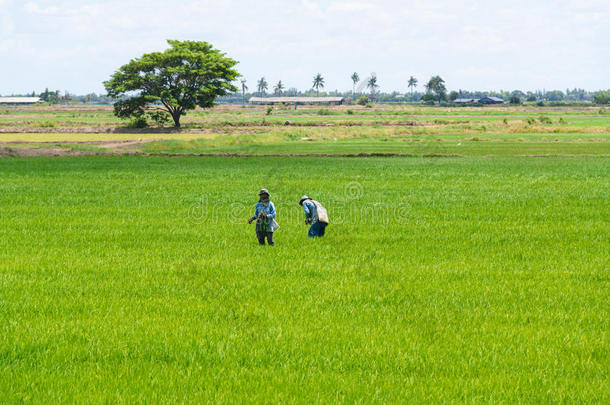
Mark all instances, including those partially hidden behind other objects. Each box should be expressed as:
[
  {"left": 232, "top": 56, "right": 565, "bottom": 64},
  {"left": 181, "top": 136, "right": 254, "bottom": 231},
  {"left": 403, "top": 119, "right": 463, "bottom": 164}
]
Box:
[
  {"left": 312, "top": 73, "right": 325, "bottom": 96},
  {"left": 424, "top": 75, "right": 447, "bottom": 102},
  {"left": 104, "top": 40, "right": 239, "bottom": 128}
]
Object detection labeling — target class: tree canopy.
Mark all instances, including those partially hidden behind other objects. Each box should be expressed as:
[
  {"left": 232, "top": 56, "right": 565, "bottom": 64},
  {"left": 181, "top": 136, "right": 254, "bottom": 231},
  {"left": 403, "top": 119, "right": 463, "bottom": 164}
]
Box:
[
  {"left": 312, "top": 73, "right": 325, "bottom": 96},
  {"left": 257, "top": 77, "right": 268, "bottom": 96},
  {"left": 104, "top": 40, "right": 239, "bottom": 128},
  {"left": 367, "top": 74, "right": 379, "bottom": 97},
  {"left": 408, "top": 76, "right": 418, "bottom": 94},
  {"left": 424, "top": 75, "right": 447, "bottom": 102}
]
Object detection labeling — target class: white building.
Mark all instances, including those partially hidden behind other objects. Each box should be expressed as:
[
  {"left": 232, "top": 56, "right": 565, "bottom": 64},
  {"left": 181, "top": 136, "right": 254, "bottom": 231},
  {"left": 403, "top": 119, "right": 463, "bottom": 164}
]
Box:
[{"left": 0, "top": 97, "right": 42, "bottom": 105}]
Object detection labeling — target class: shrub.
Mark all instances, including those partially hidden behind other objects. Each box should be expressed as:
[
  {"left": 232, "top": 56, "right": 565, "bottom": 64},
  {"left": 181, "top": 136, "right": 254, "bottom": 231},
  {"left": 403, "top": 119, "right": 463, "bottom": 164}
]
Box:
[
  {"left": 317, "top": 109, "right": 332, "bottom": 115},
  {"left": 559, "top": 117, "right": 567, "bottom": 125},
  {"left": 127, "top": 116, "right": 148, "bottom": 128},
  {"left": 526, "top": 118, "right": 536, "bottom": 125},
  {"left": 266, "top": 106, "right": 273, "bottom": 115},
  {"left": 509, "top": 96, "right": 521, "bottom": 105},
  {"left": 421, "top": 93, "right": 437, "bottom": 104},
  {"left": 536, "top": 101, "right": 545, "bottom": 107},
  {"left": 37, "top": 120, "right": 57, "bottom": 128},
  {"left": 346, "top": 109, "right": 354, "bottom": 115},
  {"left": 538, "top": 115, "right": 552, "bottom": 125},
  {"left": 503, "top": 118, "right": 508, "bottom": 125},
  {"left": 356, "top": 96, "right": 370, "bottom": 106}
]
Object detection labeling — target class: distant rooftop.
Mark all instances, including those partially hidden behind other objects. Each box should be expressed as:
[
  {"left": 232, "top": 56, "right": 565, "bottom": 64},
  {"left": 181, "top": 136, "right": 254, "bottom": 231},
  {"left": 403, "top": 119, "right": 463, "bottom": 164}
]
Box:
[
  {"left": 249, "top": 96, "right": 344, "bottom": 104},
  {"left": 0, "top": 97, "right": 42, "bottom": 104},
  {"left": 482, "top": 96, "right": 505, "bottom": 102}
]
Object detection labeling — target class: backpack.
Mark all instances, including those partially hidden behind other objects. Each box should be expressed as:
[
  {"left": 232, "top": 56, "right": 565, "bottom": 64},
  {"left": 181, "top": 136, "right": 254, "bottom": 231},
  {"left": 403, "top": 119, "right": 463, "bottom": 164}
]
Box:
[{"left": 312, "top": 200, "right": 329, "bottom": 224}]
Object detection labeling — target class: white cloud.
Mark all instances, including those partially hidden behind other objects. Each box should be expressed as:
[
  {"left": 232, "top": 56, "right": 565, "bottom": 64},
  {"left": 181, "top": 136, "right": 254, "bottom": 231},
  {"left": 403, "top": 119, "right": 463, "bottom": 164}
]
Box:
[
  {"left": 23, "top": 2, "right": 59, "bottom": 14},
  {"left": 0, "top": 0, "right": 608, "bottom": 94}
]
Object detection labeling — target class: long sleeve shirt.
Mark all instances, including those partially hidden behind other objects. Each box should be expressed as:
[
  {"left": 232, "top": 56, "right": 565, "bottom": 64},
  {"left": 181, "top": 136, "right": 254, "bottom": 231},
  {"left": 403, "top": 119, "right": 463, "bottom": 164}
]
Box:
[
  {"left": 302, "top": 200, "right": 318, "bottom": 224},
  {"left": 252, "top": 201, "right": 277, "bottom": 231}
]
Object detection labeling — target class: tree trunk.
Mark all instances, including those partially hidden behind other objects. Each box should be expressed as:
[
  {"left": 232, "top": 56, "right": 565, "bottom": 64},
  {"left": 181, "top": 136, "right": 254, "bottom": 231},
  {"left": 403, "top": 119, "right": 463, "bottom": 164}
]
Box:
[{"left": 172, "top": 112, "right": 181, "bottom": 128}]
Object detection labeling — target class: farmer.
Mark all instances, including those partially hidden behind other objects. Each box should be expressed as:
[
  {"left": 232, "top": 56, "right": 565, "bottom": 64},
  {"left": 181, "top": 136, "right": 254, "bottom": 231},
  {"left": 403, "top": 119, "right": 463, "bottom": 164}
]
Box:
[
  {"left": 299, "top": 195, "right": 329, "bottom": 237},
  {"left": 248, "top": 189, "right": 278, "bottom": 246}
]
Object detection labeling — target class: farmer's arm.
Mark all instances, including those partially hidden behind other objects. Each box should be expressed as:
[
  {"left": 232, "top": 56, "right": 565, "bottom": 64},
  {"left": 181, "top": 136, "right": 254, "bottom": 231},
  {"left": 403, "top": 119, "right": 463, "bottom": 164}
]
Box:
[
  {"left": 249, "top": 204, "right": 260, "bottom": 223},
  {"left": 303, "top": 201, "right": 312, "bottom": 220}
]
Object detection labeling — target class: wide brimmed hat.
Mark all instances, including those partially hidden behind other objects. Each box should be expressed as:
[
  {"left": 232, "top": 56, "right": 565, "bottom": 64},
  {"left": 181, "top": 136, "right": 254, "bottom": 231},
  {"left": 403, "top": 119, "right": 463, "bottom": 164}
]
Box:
[
  {"left": 299, "top": 195, "right": 310, "bottom": 205},
  {"left": 258, "top": 188, "right": 270, "bottom": 196}
]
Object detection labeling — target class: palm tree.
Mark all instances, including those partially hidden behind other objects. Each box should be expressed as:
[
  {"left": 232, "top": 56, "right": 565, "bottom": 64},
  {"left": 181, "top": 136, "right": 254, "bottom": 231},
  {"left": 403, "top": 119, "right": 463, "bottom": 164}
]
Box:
[
  {"left": 351, "top": 72, "right": 359, "bottom": 95},
  {"left": 408, "top": 76, "right": 418, "bottom": 98},
  {"left": 312, "top": 73, "right": 325, "bottom": 96},
  {"left": 257, "top": 77, "right": 268, "bottom": 96},
  {"left": 241, "top": 79, "right": 248, "bottom": 105},
  {"left": 274, "top": 80, "right": 284, "bottom": 95},
  {"left": 367, "top": 74, "right": 379, "bottom": 98}
]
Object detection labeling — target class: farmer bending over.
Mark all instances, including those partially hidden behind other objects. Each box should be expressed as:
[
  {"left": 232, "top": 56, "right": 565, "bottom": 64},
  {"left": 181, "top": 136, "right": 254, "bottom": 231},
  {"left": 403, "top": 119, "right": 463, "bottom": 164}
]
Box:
[
  {"left": 299, "top": 195, "right": 329, "bottom": 237},
  {"left": 248, "top": 189, "right": 278, "bottom": 246}
]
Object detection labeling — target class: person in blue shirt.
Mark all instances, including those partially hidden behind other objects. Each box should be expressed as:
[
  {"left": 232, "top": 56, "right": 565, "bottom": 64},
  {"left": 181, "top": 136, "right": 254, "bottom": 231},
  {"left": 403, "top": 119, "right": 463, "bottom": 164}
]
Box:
[
  {"left": 248, "top": 189, "right": 278, "bottom": 246},
  {"left": 299, "top": 195, "right": 328, "bottom": 237}
]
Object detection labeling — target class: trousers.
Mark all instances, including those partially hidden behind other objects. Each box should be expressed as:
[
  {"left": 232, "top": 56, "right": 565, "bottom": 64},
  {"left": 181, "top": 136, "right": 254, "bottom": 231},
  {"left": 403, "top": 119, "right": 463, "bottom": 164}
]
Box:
[
  {"left": 257, "top": 231, "right": 274, "bottom": 246},
  {"left": 308, "top": 222, "right": 327, "bottom": 237}
]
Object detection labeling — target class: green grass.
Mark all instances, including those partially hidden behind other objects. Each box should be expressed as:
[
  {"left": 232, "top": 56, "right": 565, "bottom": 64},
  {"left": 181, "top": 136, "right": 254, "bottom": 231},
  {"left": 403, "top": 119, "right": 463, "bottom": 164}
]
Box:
[
  {"left": 0, "top": 156, "right": 608, "bottom": 402},
  {"left": 2, "top": 105, "right": 610, "bottom": 130},
  {"left": 140, "top": 137, "right": 610, "bottom": 156}
]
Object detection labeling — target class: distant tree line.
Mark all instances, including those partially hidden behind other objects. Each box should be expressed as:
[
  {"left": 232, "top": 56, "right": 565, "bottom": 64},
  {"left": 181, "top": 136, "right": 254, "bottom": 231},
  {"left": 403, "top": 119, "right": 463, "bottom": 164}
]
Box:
[
  {"left": 4, "top": 79, "right": 608, "bottom": 106},
  {"left": 4, "top": 86, "right": 606, "bottom": 106},
  {"left": 219, "top": 72, "right": 609, "bottom": 105}
]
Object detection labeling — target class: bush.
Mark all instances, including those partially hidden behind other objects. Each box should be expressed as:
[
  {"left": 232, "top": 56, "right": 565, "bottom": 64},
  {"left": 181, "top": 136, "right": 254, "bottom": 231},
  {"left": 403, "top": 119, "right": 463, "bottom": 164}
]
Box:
[
  {"left": 559, "top": 117, "right": 568, "bottom": 125},
  {"left": 37, "top": 120, "right": 57, "bottom": 128},
  {"left": 509, "top": 96, "right": 521, "bottom": 105},
  {"left": 317, "top": 109, "right": 332, "bottom": 115},
  {"left": 266, "top": 106, "right": 273, "bottom": 115},
  {"left": 356, "top": 96, "right": 370, "bottom": 106},
  {"left": 127, "top": 116, "right": 148, "bottom": 128},
  {"left": 536, "top": 101, "right": 545, "bottom": 107},
  {"left": 421, "top": 93, "right": 436, "bottom": 104},
  {"left": 538, "top": 115, "right": 552, "bottom": 125},
  {"left": 526, "top": 118, "right": 537, "bottom": 125},
  {"left": 346, "top": 109, "right": 354, "bottom": 115}
]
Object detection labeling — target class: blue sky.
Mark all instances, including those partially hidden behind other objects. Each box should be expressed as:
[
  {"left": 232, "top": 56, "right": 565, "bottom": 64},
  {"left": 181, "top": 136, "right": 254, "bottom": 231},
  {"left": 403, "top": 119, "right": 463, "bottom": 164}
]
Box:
[{"left": 0, "top": 0, "right": 608, "bottom": 95}]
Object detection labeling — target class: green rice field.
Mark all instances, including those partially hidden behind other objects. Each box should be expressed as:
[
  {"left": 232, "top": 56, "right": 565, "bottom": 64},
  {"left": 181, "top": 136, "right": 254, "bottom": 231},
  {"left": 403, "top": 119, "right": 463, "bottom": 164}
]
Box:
[{"left": 0, "top": 105, "right": 608, "bottom": 402}]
